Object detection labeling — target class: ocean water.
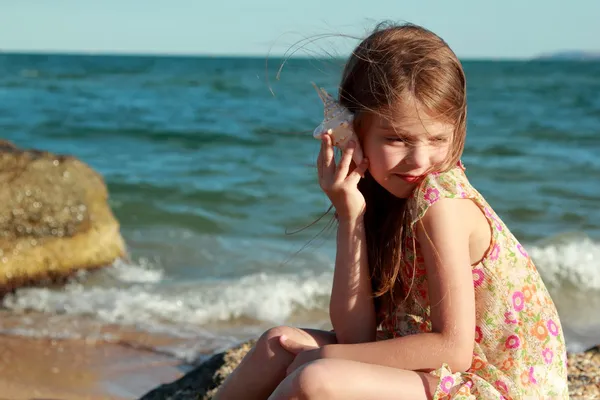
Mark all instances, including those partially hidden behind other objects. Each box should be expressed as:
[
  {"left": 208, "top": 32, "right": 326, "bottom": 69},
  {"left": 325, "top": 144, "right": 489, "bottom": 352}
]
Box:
[{"left": 0, "top": 53, "right": 599, "bottom": 361}]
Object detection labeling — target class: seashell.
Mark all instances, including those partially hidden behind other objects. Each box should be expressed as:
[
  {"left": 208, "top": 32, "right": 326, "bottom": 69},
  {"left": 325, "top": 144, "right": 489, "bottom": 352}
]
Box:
[{"left": 312, "top": 84, "right": 363, "bottom": 164}]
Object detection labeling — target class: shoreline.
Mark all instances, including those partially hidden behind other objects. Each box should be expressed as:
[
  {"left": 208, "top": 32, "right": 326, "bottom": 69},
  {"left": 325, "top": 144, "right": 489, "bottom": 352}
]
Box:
[{"left": 0, "top": 333, "right": 597, "bottom": 399}]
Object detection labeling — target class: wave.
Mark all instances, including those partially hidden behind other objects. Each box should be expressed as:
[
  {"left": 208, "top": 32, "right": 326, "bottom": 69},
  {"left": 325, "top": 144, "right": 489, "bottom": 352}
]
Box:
[
  {"left": 2, "top": 234, "right": 598, "bottom": 358},
  {"left": 3, "top": 261, "right": 332, "bottom": 327},
  {"left": 529, "top": 234, "right": 600, "bottom": 352}
]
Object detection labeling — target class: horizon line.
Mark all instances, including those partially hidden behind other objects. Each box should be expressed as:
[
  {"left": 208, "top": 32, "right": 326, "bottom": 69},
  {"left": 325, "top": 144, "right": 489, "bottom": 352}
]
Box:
[
  {"left": 2, "top": 48, "right": 599, "bottom": 61},
  {"left": 0, "top": 48, "right": 536, "bottom": 61}
]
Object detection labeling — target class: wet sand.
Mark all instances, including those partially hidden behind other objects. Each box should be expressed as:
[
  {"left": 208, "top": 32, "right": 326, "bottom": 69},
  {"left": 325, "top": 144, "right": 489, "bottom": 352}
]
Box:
[
  {"left": 0, "top": 335, "right": 185, "bottom": 400},
  {"left": 0, "top": 311, "right": 195, "bottom": 400}
]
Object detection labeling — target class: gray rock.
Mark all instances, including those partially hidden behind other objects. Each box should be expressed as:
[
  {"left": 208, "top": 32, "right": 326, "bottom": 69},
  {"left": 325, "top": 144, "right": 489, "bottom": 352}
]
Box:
[{"left": 139, "top": 340, "right": 256, "bottom": 400}]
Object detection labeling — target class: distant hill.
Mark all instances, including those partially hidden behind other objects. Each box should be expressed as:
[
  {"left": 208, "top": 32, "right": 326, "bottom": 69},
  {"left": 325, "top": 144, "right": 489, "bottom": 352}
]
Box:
[{"left": 534, "top": 51, "right": 600, "bottom": 61}]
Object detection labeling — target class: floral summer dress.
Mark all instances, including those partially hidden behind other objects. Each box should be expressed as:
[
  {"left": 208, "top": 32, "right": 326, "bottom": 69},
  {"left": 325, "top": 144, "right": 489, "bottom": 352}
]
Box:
[{"left": 377, "top": 162, "right": 569, "bottom": 399}]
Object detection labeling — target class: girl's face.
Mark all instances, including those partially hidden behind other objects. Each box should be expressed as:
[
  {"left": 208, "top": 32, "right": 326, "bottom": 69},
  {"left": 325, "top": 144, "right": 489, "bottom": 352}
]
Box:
[{"left": 360, "top": 99, "right": 455, "bottom": 198}]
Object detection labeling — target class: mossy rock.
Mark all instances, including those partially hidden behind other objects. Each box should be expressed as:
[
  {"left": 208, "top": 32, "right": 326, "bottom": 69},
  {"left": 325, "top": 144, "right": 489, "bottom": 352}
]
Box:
[{"left": 0, "top": 140, "right": 126, "bottom": 292}]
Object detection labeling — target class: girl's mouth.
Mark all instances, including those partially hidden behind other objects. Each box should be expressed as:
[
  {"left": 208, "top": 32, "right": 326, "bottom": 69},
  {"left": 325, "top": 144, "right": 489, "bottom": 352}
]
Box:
[{"left": 396, "top": 174, "right": 422, "bottom": 183}]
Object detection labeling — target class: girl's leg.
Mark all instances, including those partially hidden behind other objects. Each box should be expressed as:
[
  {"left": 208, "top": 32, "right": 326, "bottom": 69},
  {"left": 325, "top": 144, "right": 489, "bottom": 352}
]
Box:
[
  {"left": 268, "top": 358, "right": 440, "bottom": 400},
  {"left": 213, "top": 326, "right": 337, "bottom": 400}
]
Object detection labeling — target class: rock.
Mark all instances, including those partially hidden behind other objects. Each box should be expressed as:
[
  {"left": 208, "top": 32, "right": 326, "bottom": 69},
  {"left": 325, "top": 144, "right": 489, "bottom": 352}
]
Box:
[
  {"left": 139, "top": 341, "right": 600, "bottom": 400},
  {"left": 139, "top": 340, "right": 256, "bottom": 400},
  {"left": 0, "top": 140, "right": 126, "bottom": 293},
  {"left": 567, "top": 346, "right": 600, "bottom": 399}
]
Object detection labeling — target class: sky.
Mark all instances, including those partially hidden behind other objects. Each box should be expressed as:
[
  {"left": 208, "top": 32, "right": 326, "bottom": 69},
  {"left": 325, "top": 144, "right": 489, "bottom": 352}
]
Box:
[{"left": 0, "top": 0, "right": 598, "bottom": 59}]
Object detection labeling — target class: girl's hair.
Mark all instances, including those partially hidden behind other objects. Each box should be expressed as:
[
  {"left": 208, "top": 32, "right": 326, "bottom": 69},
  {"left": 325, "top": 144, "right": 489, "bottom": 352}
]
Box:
[{"left": 338, "top": 22, "right": 467, "bottom": 323}]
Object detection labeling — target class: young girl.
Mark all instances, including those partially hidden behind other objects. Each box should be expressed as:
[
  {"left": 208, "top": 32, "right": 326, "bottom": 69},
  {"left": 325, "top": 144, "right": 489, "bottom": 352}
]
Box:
[{"left": 215, "top": 22, "right": 569, "bottom": 400}]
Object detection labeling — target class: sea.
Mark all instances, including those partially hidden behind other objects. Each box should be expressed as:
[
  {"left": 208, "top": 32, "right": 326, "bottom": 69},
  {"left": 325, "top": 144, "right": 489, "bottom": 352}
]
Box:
[{"left": 0, "top": 53, "right": 599, "bottom": 364}]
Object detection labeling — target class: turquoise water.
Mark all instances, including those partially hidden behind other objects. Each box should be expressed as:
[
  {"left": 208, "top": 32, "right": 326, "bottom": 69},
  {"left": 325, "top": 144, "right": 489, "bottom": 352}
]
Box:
[{"left": 1, "top": 54, "right": 599, "bottom": 355}]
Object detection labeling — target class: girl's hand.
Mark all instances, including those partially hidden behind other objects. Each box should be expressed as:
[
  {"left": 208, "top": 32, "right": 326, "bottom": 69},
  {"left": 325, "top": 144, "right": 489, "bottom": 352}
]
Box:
[
  {"left": 317, "top": 133, "right": 369, "bottom": 222},
  {"left": 279, "top": 335, "right": 323, "bottom": 376}
]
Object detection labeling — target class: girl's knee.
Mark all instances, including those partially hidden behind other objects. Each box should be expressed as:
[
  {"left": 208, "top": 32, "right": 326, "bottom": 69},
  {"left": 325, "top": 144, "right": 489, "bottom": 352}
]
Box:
[
  {"left": 257, "top": 325, "right": 297, "bottom": 358},
  {"left": 290, "top": 359, "right": 336, "bottom": 399},
  {"left": 261, "top": 325, "right": 296, "bottom": 341}
]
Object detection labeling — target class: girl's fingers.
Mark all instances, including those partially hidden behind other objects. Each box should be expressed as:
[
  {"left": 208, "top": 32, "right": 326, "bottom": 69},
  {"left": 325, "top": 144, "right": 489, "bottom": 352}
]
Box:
[
  {"left": 322, "top": 134, "right": 336, "bottom": 184},
  {"left": 335, "top": 141, "right": 355, "bottom": 182},
  {"left": 317, "top": 133, "right": 329, "bottom": 177},
  {"left": 316, "top": 138, "right": 324, "bottom": 179},
  {"left": 323, "top": 134, "right": 334, "bottom": 169},
  {"left": 353, "top": 144, "right": 364, "bottom": 166},
  {"left": 346, "top": 158, "right": 369, "bottom": 186}
]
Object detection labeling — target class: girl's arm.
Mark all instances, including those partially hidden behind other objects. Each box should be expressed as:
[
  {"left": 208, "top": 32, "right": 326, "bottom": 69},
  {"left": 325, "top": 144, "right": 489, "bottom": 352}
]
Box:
[
  {"left": 324, "top": 198, "right": 476, "bottom": 372},
  {"left": 329, "top": 217, "right": 377, "bottom": 344}
]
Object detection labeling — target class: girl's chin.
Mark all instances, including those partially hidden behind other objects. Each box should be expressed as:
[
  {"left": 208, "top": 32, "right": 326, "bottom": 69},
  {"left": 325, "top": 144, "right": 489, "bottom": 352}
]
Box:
[{"left": 383, "top": 179, "right": 417, "bottom": 199}]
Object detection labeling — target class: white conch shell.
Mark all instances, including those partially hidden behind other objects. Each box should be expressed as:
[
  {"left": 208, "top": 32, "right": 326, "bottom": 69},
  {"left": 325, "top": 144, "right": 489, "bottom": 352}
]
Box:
[{"left": 312, "top": 84, "right": 364, "bottom": 165}]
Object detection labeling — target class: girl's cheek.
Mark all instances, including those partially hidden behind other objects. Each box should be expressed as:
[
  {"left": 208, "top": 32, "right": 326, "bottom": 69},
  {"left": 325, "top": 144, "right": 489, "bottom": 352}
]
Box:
[{"left": 435, "top": 145, "right": 451, "bottom": 162}]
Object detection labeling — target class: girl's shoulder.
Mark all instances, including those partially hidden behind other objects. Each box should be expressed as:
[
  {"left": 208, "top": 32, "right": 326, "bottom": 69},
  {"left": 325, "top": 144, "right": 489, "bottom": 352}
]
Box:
[{"left": 408, "top": 161, "right": 476, "bottom": 225}]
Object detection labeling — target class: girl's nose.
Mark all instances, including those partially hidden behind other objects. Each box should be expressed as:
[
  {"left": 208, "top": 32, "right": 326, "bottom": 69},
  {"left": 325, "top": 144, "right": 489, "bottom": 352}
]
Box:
[{"left": 406, "top": 144, "right": 429, "bottom": 169}]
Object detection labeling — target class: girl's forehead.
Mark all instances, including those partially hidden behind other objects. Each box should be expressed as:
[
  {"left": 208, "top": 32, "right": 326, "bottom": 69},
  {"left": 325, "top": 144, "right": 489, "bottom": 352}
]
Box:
[
  {"left": 369, "top": 112, "right": 454, "bottom": 137},
  {"left": 364, "top": 97, "right": 446, "bottom": 126}
]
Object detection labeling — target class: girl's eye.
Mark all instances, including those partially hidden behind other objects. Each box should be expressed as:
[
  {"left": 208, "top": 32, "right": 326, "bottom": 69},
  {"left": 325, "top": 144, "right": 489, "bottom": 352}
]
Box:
[
  {"left": 432, "top": 137, "right": 449, "bottom": 143},
  {"left": 386, "top": 137, "right": 407, "bottom": 143}
]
